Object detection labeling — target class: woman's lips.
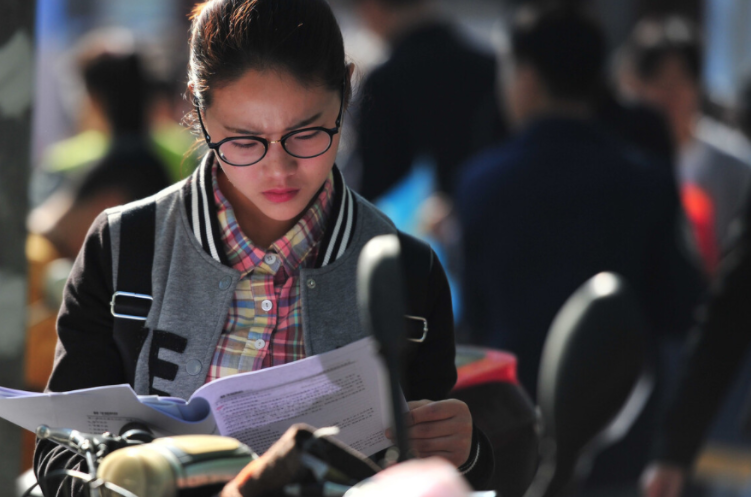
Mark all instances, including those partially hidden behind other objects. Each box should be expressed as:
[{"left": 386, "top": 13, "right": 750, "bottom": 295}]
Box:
[{"left": 262, "top": 188, "right": 300, "bottom": 203}]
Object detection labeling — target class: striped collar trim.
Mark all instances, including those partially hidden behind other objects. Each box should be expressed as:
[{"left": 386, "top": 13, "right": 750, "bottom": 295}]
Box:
[{"left": 182, "top": 153, "right": 357, "bottom": 269}]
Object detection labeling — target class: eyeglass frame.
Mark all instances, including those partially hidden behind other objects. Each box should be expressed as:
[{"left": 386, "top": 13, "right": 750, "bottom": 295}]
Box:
[{"left": 193, "top": 79, "right": 346, "bottom": 167}]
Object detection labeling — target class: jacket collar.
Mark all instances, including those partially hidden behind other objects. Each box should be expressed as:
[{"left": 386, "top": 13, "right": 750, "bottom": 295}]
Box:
[{"left": 181, "top": 153, "right": 357, "bottom": 269}]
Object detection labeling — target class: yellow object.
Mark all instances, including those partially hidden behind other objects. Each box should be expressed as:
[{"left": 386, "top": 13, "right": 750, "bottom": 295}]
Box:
[
  {"left": 152, "top": 123, "right": 200, "bottom": 182},
  {"left": 43, "top": 129, "right": 109, "bottom": 173},
  {"left": 42, "top": 125, "right": 199, "bottom": 183},
  {"left": 98, "top": 444, "right": 176, "bottom": 497},
  {"left": 97, "top": 435, "right": 256, "bottom": 497},
  {"left": 23, "top": 234, "right": 66, "bottom": 471},
  {"left": 694, "top": 442, "right": 751, "bottom": 487}
]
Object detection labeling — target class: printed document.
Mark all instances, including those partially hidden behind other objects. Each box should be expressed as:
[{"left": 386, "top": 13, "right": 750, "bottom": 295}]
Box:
[{"left": 0, "top": 337, "right": 394, "bottom": 455}]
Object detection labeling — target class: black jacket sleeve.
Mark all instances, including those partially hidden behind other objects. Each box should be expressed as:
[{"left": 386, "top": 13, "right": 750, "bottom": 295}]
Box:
[
  {"left": 653, "top": 197, "right": 751, "bottom": 468},
  {"left": 402, "top": 248, "right": 494, "bottom": 489},
  {"left": 34, "top": 211, "right": 121, "bottom": 497},
  {"left": 403, "top": 249, "right": 457, "bottom": 401}
]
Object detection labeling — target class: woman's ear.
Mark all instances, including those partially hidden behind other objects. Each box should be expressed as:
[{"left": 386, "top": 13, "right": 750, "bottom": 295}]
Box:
[
  {"left": 343, "top": 63, "right": 357, "bottom": 111},
  {"left": 186, "top": 82, "right": 197, "bottom": 103},
  {"left": 346, "top": 63, "right": 357, "bottom": 108}
]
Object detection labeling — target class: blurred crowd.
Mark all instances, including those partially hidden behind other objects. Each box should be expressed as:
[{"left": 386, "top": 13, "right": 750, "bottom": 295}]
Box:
[{"left": 22, "top": 0, "right": 751, "bottom": 496}]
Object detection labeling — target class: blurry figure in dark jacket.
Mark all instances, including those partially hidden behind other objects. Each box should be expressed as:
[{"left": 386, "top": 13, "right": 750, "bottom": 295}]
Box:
[
  {"left": 457, "top": 4, "right": 704, "bottom": 488},
  {"left": 350, "top": 0, "right": 507, "bottom": 323},
  {"left": 640, "top": 76, "right": 751, "bottom": 497},
  {"left": 641, "top": 163, "right": 751, "bottom": 497},
  {"left": 351, "top": 0, "right": 506, "bottom": 201},
  {"left": 617, "top": 17, "right": 751, "bottom": 277}
]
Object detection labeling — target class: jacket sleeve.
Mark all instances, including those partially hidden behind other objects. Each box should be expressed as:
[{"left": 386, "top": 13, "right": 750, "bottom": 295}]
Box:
[
  {"left": 653, "top": 197, "right": 751, "bottom": 468},
  {"left": 402, "top": 249, "right": 495, "bottom": 489},
  {"left": 403, "top": 250, "right": 457, "bottom": 401},
  {"left": 34, "top": 211, "right": 123, "bottom": 497}
]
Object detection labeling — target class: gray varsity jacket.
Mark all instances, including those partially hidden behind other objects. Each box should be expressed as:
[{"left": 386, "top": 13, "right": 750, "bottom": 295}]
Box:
[{"left": 34, "top": 155, "right": 493, "bottom": 495}]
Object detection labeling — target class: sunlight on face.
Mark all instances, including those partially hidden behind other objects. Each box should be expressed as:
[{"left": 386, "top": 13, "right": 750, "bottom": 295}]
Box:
[{"left": 202, "top": 70, "right": 342, "bottom": 225}]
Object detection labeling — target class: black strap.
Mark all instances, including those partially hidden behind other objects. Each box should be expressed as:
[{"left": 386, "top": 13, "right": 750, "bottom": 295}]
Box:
[
  {"left": 397, "top": 231, "right": 433, "bottom": 341},
  {"left": 111, "top": 202, "right": 157, "bottom": 385},
  {"left": 117, "top": 202, "right": 157, "bottom": 298}
]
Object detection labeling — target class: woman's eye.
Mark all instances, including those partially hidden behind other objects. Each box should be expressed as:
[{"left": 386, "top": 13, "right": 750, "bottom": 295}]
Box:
[
  {"left": 230, "top": 139, "right": 260, "bottom": 149},
  {"left": 292, "top": 130, "right": 322, "bottom": 141}
]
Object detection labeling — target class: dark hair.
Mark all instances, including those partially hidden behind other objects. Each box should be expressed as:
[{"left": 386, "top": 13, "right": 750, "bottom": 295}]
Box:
[
  {"left": 188, "top": 0, "right": 350, "bottom": 112},
  {"left": 622, "top": 16, "right": 702, "bottom": 83},
  {"left": 81, "top": 50, "right": 151, "bottom": 135},
  {"left": 510, "top": 4, "right": 606, "bottom": 102}
]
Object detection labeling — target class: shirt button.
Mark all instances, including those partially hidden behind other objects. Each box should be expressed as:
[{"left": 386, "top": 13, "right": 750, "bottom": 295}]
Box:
[
  {"left": 307, "top": 278, "right": 316, "bottom": 289},
  {"left": 261, "top": 299, "right": 273, "bottom": 312},
  {"left": 254, "top": 339, "right": 266, "bottom": 349},
  {"left": 264, "top": 254, "right": 277, "bottom": 265},
  {"left": 186, "top": 359, "right": 202, "bottom": 376},
  {"left": 219, "top": 275, "right": 233, "bottom": 290}
]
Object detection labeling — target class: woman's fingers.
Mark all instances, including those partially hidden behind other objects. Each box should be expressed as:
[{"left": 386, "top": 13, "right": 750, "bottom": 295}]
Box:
[
  {"left": 408, "top": 399, "right": 468, "bottom": 424},
  {"left": 385, "top": 399, "right": 473, "bottom": 468}
]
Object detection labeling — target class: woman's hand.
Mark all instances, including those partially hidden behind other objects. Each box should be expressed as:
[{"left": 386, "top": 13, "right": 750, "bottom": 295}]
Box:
[{"left": 387, "top": 399, "right": 473, "bottom": 468}]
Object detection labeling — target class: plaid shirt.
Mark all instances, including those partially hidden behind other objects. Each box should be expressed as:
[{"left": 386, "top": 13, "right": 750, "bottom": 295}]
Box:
[{"left": 205, "top": 164, "right": 334, "bottom": 382}]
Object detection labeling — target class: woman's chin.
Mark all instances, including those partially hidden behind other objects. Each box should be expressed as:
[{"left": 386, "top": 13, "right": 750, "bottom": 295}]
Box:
[{"left": 259, "top": 204, "right": 307, "bottom": 224}]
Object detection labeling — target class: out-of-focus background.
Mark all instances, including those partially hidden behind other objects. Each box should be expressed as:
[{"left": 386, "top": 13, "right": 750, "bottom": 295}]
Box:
[{"left": 4, "top": 0, "right": 751, "bottom": 496}]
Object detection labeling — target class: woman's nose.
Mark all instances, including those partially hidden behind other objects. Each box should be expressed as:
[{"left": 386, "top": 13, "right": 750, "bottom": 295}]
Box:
[{"left": 262, "top": 141, "right": 297, "bottom": 176}]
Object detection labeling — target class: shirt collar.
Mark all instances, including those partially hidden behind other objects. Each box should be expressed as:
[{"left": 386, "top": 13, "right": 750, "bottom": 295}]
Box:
[{"left": 182, "top": 153, "right": 357, "bottom": 269}]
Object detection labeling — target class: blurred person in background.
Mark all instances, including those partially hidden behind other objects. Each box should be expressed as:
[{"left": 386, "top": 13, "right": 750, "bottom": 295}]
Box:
[
  {"left": 638, "top": 75, "right": 751, "bottom": 497},
  {"left": 28, "top": 35, "right": 173, "bottom": 260},
  {"left": 147, "top": 72, "right": 200, "bottom": 184},
  {"left": 351, "top": 0, "right": 506, "bottom": 202},
  {"left": 640, "top": 161, "right": 751, "bottom": 497},
  {"left": 349, "top": 0, "right": 507, "bottom": 324},
  {"left": 617, "top": 17, "right": 751, "bottom": 277},
  {"left": 456, "top": 3, "right": 704, "bottom": 489},
  {"left": 30, "top": 28, "right": 194, "bottom": 209}
]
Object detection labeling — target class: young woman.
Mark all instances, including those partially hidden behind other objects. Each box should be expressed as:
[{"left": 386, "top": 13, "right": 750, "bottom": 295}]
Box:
[{"left": 34, "top": 1, "right": 492, "bottom": 494}]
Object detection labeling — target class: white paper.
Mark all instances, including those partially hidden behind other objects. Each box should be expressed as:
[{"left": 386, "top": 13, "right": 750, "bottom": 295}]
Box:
[
  {"left": 196, "top": 337, "right": 393, "bottom": 455},
  {"left": 0, "top": 337, "right": 394, "bottom": 456},
  {"left": 0, "top": 384, "right": 217, "bottom": 437}
]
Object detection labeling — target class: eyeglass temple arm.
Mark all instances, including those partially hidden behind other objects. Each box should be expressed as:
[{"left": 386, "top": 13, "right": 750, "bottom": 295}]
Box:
[
  {"left": 193, "top": 97, "right": 212, "bottom": 142},
  {"left": 335, "top": 77, "right": 346, "bottom": 129}
]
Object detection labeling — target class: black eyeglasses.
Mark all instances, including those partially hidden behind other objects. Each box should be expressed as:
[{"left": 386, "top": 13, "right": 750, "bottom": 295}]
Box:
[{"left": 194, "top": 81, "right": 345, "bottom": 167}]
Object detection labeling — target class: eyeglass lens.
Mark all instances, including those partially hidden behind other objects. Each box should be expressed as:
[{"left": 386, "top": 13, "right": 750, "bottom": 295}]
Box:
[{"left": 219, "top": 129, "right": 333, "bottom": 165}]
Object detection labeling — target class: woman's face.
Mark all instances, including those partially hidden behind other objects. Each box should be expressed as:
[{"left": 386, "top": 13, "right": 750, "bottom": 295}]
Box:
[{"left": 202, "top": 69, "right": 342, "bottom": 224}]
